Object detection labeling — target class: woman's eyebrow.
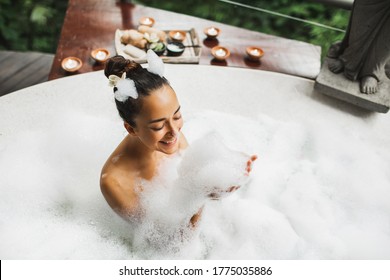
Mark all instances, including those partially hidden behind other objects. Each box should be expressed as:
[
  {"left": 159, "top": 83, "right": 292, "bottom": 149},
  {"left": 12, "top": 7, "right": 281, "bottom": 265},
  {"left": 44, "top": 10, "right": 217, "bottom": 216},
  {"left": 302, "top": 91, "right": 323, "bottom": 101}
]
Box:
[
  {"left": 148, "top": 106, "right": 181, "bottom": 124},
  {"left": 174, "top": 106, "right": 181, "bottom": 115}
]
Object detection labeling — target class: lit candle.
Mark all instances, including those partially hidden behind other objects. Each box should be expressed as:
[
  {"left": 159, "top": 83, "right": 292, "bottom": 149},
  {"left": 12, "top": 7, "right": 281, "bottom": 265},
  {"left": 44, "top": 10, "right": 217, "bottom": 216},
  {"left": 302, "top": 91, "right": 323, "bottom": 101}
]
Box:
[
  {"left": 250, "top": 49, "right": 260, "bottom": 56},
  {"left": 96, "top": 50, "right": 106, "bottom": 60},
  {"left": 174, "top": 32, "right": 182, "bottom": 40},
  {"left": 65, "top": 59, "right": 77, "bottom": 69},
  {"left": 215, "top": 49, "right": 226, "bottom": 57},
  {"left": 246, "top": 46, "right": 264, "bottom": 61},
  {"left": 208, "top": 27, "right": 218, "bottom": 36},
  {"left": 139, "top": 17, "right": 154, "bottom": 27}
]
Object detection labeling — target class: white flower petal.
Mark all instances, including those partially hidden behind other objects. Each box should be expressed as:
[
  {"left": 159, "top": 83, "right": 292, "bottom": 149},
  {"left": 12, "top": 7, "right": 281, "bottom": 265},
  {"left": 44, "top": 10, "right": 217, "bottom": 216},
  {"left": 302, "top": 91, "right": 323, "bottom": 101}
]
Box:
[
  {"left": 115, "top": 78, "right": 138, "bottom": 102},
  {"left": 146, "top": 49, "right": 164, "bottom": 77}
]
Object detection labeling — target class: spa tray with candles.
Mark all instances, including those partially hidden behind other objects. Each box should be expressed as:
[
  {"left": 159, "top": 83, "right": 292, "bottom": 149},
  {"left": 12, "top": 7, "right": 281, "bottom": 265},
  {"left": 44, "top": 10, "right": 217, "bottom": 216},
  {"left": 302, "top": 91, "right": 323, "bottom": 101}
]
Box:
[{"left": 115, "top": 26, "right": 201, "bottom": 64}]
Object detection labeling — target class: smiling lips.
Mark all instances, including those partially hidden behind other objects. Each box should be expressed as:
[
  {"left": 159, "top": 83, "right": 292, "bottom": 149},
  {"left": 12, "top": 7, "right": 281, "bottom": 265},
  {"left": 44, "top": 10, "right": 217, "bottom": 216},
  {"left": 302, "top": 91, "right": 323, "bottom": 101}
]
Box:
[
  {"left": 160, "top": 136, "right": 177, "bottom": 146},
  {"left": 160, "top": 132, "right": 180, "bottom": 146}
]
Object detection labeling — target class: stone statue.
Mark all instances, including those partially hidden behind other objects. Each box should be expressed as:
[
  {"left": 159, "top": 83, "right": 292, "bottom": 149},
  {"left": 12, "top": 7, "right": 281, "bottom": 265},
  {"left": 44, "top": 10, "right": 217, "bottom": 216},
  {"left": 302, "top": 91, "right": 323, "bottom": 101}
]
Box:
[{"left": 327, "top": 0, "right": 390, "bottom": 94}]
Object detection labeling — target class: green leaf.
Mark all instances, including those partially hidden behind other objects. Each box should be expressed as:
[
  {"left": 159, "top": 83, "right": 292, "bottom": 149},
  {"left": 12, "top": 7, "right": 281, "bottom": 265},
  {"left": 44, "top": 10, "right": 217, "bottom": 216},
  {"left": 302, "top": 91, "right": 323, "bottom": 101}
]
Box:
[{"left": 30, "top": 5, "right": 53, "bottom": 25}]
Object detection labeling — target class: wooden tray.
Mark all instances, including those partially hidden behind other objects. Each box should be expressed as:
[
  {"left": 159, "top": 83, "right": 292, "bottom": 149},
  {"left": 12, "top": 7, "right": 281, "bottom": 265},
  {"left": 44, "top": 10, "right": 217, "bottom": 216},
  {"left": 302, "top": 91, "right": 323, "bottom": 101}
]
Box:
[{"left": 114, "top": 28, "right": 201, "bottom": 64}]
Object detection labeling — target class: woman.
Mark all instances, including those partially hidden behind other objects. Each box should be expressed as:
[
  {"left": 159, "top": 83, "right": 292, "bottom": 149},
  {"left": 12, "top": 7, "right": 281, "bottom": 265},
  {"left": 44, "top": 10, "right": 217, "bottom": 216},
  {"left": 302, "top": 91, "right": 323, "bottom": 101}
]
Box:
[{"left": 100, "top": 50, "right": 256, "bottom": 228}]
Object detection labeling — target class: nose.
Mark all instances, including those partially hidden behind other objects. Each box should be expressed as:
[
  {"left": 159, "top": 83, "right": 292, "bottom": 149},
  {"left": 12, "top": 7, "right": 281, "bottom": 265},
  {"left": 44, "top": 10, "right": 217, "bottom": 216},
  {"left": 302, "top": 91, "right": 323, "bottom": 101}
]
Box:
[{"left": 166, "top": 119, "right": 179, "bottom": 136}]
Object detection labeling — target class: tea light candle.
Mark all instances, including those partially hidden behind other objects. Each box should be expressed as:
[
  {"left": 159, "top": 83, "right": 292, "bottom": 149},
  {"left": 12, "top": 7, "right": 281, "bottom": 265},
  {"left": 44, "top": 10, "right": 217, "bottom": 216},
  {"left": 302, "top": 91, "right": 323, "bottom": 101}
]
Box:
[
  {"left": 91, "top": 48, "right": 110, "bottom": 63},
  {"left": 204, "top": 26, "right": 220, "bottom": 38},
  {"left": 173, "top": 32, "right": 183, "bottom": 40},
  {"left": 61, "top": 57, "right": 82, "bottom": 72},
  {"left": 139, "top": 17, "right": 155, "bottom": 27},
  {"left": 65, "top": 59, "right": 77, "bottom": 69},
  {"left": 207, "top": 27, "right": 218, "bottom": 36},
  {"left": 95, "top": 50, "right": 107, "bottom": 60},
  {"left": 211, "top": 46, "right": 230, "bottom": 60},
  {"left": 250, "top": 49, "right": 260, "bottom": 56},
  {"left": 215, "top": 49, "right": 226, "bottom": 57},
  {"left": 246, "top": 46, "right": 264, "bottom": 61},
  {"left": 169, "top": 30, "right": 186, "bottom": 42}
]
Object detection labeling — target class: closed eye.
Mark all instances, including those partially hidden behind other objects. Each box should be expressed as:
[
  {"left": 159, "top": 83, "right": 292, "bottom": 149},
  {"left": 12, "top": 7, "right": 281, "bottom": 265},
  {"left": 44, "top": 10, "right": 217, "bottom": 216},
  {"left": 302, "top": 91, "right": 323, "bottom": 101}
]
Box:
[
  {"left": 149, "top": 108, "right": 181, "bottom": 131},
  {"left": 150, "top": 126, "right": 164, "bottom": 131}
]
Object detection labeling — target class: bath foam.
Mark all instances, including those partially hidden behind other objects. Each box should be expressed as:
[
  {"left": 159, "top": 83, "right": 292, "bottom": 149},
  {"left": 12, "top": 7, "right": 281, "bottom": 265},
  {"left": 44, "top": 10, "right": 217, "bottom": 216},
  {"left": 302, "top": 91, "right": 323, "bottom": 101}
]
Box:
[
  {"left": 132, "top": 131, "right": 252, "bottom": 258},
  {"left": 0, "top": 110, "right": 133, "bottom": 259},
  {"left": 177, "top": 132, "right": 250, "bottom": 198},
  {"left": 1, "top": 65, "right": 390, "bottom": 260},
  {"left": 1, "top": 103, "right": 390, "bottom": 259}
]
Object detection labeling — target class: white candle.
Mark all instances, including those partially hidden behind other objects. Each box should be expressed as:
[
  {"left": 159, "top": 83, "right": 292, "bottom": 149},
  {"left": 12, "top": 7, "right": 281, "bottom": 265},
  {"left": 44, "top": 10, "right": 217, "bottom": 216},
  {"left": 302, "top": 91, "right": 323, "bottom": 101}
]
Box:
[
  {"left": 208, "top": 27, "right": 218, "bottom": 36},
  {"left": 140, "top": 17, "right": 154, "bottom": 27},
  {"left": 215, "top": 49, "right": 226, "bottom": 57},
  {"left": 250, "top": 49, "right": 260, "bottom": 56},
  {"left": 65, "top": 59, "right": 77, "bottom": 69},
  {"left": 96, "top": 51, "right": 106, "bottom": 60}
]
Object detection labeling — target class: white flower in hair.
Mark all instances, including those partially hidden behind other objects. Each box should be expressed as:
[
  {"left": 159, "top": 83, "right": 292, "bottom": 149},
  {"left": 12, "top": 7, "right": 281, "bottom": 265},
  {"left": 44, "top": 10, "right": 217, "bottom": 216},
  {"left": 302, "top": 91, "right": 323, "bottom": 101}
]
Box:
[
  {"left": 146, "top": 49, "right": 164, "bottom": 77},
  {"left": 108, "top": 72, "right": 138, "bottom": 102},
  {"left": 108, "top": 72, "right": 124, "bottom": 87}
]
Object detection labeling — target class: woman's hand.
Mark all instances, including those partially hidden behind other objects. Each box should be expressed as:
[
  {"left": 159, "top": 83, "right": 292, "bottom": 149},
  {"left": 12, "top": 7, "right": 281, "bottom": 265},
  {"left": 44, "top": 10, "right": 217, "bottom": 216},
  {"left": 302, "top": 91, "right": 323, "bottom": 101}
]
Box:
[
  {"left": 189, "top": 206, "right": 204, "bottom": 228},
  {"left": 245, "top": 155, "right": 258, "bottom": 175},
  {"left": 208, "top": 186, "right": 240, "bottom": 200},
  {"left": 208, "top": 154, "right": 257, "bottom": 200}
]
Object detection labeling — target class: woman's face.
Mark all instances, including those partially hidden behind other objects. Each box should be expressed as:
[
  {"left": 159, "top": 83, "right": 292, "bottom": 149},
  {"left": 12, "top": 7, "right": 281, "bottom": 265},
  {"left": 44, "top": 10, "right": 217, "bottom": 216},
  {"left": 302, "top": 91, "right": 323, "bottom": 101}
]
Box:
[{"left": 131, "top": 84, "right": 183, "bottom": 155}]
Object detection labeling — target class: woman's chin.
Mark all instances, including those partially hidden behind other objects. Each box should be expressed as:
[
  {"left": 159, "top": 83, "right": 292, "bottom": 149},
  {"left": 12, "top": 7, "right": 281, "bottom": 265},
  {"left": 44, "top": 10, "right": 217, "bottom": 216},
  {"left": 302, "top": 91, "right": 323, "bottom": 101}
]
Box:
[
  {"left": 159, "top": 147, "right": 179, "bottom": 155},
  {"left": 158, "top": 138, "right": 179, "bottom": 154}
]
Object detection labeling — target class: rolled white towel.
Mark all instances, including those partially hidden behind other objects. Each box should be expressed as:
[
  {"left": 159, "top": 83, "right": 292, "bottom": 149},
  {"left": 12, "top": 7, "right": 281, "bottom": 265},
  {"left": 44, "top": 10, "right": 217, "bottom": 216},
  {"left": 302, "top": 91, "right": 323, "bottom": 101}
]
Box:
[{"left": 123, "top": 44, "right": 147, "bottom": 59}]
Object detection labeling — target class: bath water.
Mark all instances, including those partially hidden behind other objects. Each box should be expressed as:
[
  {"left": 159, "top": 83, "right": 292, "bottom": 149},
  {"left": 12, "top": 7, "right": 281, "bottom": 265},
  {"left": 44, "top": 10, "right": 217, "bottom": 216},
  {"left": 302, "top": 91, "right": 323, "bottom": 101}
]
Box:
[{"left": 1, "top": 108, "right": 390, "bottom": 259}]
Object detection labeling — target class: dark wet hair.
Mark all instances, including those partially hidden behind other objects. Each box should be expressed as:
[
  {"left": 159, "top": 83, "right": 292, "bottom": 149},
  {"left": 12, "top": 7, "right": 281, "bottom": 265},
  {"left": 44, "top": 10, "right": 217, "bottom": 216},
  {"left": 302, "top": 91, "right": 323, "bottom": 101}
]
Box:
[{"left": 104, "top": 55, "right": 169, "bottom": 127}]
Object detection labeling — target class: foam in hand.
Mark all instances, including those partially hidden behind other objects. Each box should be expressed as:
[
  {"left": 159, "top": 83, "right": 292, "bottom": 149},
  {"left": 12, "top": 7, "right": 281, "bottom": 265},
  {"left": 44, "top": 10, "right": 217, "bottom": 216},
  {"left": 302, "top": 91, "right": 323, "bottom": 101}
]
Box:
[{"left": 177, "top": 131, "right": 250, "bottom": 198}]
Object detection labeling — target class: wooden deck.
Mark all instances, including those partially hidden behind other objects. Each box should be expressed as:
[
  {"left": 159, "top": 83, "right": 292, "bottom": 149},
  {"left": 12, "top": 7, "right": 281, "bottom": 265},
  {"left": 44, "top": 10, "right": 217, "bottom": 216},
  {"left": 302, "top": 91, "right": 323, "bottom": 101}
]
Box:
[
  {"left": 49, "top": 1, "right": 321, "bottom": 81},
  {"left": 0, "top": 51, "right": 54, "bottom": 97}
]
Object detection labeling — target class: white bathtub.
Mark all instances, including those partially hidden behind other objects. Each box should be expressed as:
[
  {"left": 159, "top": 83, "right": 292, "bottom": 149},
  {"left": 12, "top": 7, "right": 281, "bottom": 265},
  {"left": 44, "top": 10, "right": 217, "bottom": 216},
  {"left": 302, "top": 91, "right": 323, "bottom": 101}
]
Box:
[{"left": 1, "top": 65, "right": 389, "bottom": 259}]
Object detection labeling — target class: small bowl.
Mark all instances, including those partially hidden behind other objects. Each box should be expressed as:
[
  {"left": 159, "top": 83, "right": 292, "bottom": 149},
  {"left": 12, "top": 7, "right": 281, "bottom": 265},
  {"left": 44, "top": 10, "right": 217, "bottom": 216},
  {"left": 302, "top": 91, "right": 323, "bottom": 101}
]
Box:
[
  {"left": 167, "top": 42, "right": 185, "bottom": 56},
  {"left": 211, "top": 46, "right": 230, "bottom": 61},
  {"left": 246, "top": 46, "right": 264, "bottom": 61},
  {"left": 61, "top": 57, "right": 82, "bottom": 72},
  {"left": 139, "top": 16, "right": 155, "bottom": 27},
  {"left": 90, "top": 48, "right": 110, "bottom": 63},
  {"left": 147, "top": 42, "right": 166, "bottom": 56},
  {"left": 204, "top": 26, "right": 220, "bottom": 39},
  {"left": 168, "top": 30, "right": 186, "bottom": 42}
]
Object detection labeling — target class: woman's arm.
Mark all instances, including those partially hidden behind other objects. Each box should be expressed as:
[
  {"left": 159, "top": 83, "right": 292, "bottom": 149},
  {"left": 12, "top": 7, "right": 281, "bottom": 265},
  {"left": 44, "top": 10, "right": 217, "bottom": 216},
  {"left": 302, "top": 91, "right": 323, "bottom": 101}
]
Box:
[{"left": 100, "top": 174, "right": 141, "bottom": 220}]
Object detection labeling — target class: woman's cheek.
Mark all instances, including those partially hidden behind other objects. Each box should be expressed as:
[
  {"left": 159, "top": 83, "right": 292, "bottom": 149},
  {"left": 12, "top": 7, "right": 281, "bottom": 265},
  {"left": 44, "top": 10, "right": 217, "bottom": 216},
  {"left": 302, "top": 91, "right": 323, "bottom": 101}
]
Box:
[
  {"left": 144, "top": 130, "right": 161, "bottom": 144},
  {"left": 178, "top": 119, "right": 184, "bottom": 131},
  {"left": 154, "top": 130, "right": 166, "bottom": 140}
]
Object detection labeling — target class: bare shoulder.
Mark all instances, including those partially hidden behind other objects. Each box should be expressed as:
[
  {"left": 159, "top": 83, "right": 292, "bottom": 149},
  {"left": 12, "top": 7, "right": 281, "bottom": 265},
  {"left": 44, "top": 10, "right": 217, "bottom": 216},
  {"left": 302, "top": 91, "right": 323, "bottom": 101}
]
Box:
[
  {"left": 100, "top": 146, "right": 140, "bottom": 217},
  {"left": 100, "top": 135, "right": 136, "bottom": 191},
  {"left": 100, "top": 169, "right": 124, "bottom": 197}
]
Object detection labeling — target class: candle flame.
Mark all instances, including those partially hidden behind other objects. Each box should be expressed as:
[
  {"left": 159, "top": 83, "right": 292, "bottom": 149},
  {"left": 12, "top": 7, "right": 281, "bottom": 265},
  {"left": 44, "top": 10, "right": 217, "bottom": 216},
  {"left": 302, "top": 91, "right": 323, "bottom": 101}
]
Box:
[
  {"left": 96, "top": 51, "right": 106, "bottom": 60},
  {"left": 207, "top": 27, "right": 218, "bottom": 36},
  {"left": 215, "top": 49, "right": 226, "bottom": 57},
  {"left": 65, "top": 59, "right": 77, "bottom": 69}
]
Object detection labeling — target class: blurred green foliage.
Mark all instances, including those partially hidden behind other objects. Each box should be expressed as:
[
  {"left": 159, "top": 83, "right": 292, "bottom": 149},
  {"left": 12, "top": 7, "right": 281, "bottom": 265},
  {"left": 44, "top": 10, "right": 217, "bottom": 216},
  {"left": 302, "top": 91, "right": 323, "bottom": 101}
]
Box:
[
  {"left": 134, "top": 0, "right": 350, "bottom": 57},
  {"left": 0, "top": 0, "right": 68, "bottom": 53},
  {"left": 0, "top": 0, "right": 349, "bottom": 55}
]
